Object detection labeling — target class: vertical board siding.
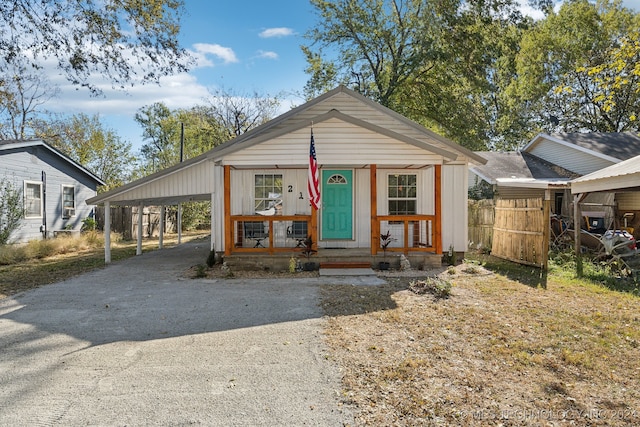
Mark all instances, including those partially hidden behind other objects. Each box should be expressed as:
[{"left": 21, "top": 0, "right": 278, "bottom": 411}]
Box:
[
  {"left": 492, "top": 198, "right": 547, "bottom": 268},
  {"left": 441, "top": 164, "right": 468, "bottom": 251},
  {"left": 230, "top": 167, "right": 439, "bottom": 250}
]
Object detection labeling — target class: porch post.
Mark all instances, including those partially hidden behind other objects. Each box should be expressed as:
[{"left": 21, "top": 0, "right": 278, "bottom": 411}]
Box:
[
  {"left": 104, "top": 201, "right": 111, "bottom": 264},
  {"left": 370, "top": 164, "right": 378, "bottom": 255},
  {"left": 136, "top": 202, "right": 143, "bottom": 255},
  {"left": 434, "top": 164, "right": 442, "bottom": 254},
  {"left": 224, "top": 165, "right": 232, "bottom": 256},
  {"left": 158, "top": 205, "right": 165, "bottom": 249}
]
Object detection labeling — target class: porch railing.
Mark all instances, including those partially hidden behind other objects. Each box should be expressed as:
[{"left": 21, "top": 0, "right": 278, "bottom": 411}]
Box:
[
  {"left": 375, "top": 215, "right": 437, "bottom": 254},
  {"left": 229, "top": 214, "right": 437, "bottom": 255},
  {"left": 231, "top": 215, "right": 312, "bottom": 254}
]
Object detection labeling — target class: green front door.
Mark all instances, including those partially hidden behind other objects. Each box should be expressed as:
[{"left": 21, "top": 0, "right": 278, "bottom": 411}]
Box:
[{"left": 321, "top": 170, "right": 353, "bottom": 239}]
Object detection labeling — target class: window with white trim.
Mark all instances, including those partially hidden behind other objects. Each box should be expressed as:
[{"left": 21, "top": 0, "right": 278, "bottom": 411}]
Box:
[
  {"left": 388, "top": 174, "right": 417, "bottom": 215},
  {"left": 25, "top": 181, "right": 43, "bottom": 218},
  {"left": 62, "top": 185, "right": 75, "bottom": 218},
  {"left": 254, "top": 173, "right": 283, "bottom": 212}
]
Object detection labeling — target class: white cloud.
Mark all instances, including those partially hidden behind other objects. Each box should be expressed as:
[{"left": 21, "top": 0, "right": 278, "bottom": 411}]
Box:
[
  {"left": 192, "top": 43, "right": 239, "bottom": 64},
  {"left": 257, "top": 50, "right": 279, "bottom": 60},
  {"left": 259, "top": 27, "right": 294, "bottom": 38}
]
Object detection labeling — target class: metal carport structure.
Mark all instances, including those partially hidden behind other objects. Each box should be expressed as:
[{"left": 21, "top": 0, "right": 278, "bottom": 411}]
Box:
[
  {"left": 86, "top": 152, "right": 220, "bottom": 263},
  {"left": 570, "top": 154, "right": 640, "bottom": 273}
]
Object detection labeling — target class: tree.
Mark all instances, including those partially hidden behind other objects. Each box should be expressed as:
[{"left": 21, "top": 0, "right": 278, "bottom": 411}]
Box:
[
  {"left": 0, "top": 0, "right": 192, "bottom": 95},
  {"left": 303, "top": 0, "right": 535, "bottom": 150},
  {"left": 135, "top": 91, "right": 281, "bottom": 174},
  {"left": 0, "top": 178, "right": 23, "bottom": 245},
  {"left": 303, "top": 0, "right": 447, "bottom": 107},
  {"left": 204, "top": 87, "right": 282, "bottom": 139},
  {"left": 31, "top": 114, "right": 137, "bottom": 191},
  {"left": 508, "top": 0, "right": 640, "bottom": 137},
  {"left": 0, "top": 63, "right": 57, "bottom": 139}
]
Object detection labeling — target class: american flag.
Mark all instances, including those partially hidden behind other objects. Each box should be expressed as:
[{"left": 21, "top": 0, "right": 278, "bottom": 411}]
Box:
[{"left": 307, "top": 129, "right": 320, "bottom": 210}]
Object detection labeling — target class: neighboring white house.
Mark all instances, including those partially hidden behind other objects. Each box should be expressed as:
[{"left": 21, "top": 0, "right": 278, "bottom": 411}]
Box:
[
  {"left": 88, "top": 85, "right": 486, "bottom": 266},
  {"left": 0, "top": 139, "right": 105, "bottom": 243}
]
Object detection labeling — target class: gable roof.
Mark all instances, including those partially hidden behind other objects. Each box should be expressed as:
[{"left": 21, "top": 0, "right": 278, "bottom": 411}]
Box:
[
  {"left": 204, "top": 85, "right": 486, "bottom": 164},
  {"left": 89, "top": 85, "right": 485, "bottom": 206},
  {"left": 0, "top": 139, "right": 105, "bottom": 185},
  {"left": 572, "top": 155, "right": 640, "bottom": 194},
  {"left": 470, "top": 151, "right": 578, "bottom": 185},
  {"left": 523, "top": 132, "right": 640, "bottom": 162}
]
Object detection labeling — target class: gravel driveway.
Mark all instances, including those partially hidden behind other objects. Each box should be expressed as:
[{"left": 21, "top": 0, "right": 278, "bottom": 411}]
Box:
[{"left": 0, "top": 240, "right": 361, "bottom": 426}]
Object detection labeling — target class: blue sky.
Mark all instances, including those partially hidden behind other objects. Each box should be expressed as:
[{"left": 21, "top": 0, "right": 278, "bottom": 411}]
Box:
[
  {"left": 46, "top": 0, "right": 317, "bottom": 150},
  {"left": 44, "top": 0, "right": 640, "bottom": 152}
]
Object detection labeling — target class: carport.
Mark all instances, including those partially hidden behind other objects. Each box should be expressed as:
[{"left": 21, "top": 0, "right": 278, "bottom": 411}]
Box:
[
  {"left": 86, "top": 152, "right": 220, "bottom": 263},
  {"left": 571, "top": 154, "right": 640, "bottom": 273}
]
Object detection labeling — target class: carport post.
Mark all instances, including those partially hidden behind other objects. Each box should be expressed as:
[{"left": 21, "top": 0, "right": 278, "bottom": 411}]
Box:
[
  {"left": 574, "top": 193, "right": 583, "bottom": 277},
  {"left": 178, "top": 202, "right": 182, "bottom": 244},
  {"left": 137, "top": 202, "right": 143, "bottom": 255},
  {"left": 159, "top": 205, "right": 165, "bottom": 249},
  {"left": 104, "top": 201, "right": 111, "bottom": 263}
]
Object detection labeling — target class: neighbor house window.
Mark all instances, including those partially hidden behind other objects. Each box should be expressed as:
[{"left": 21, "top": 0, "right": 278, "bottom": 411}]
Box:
[
  {"left": 388, "top": 174, "right": 417, "bottom": 215},
  {"left": 25, "top": 181, "right": 43, "bottom": 218},
  {"left": 254, "top": 173, "right": 283, "bottom": 212},
  {"left": 62, "top": 185, "right": 75, "bottom": 218}
]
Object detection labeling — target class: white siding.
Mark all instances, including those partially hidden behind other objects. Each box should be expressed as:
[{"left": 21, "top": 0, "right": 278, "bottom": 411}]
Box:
[
  {"left": 223, "top": 118, "right": 443, "bottom": 167},
  {"left": 115, "top": 160, "right": 215, "bottom": 203},
  {"left": 527, "top": 142, "right": 614, "bottom": 175},
  {"left": 442, "top": 164, "right": 469, "bottom": 251}
]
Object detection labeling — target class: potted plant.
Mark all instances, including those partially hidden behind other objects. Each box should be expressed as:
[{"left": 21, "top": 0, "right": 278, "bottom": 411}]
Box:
[
  {"left": 379, "top": 230, "right": 396, "bottom": 270},
  {"left": 299, "top": 235, "right": 317, "bottom": 271}
]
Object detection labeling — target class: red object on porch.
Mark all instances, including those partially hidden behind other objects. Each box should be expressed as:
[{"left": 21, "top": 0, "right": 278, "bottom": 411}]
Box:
[{"left": 308, "top": 129, "right": 320, "bottom": 210}]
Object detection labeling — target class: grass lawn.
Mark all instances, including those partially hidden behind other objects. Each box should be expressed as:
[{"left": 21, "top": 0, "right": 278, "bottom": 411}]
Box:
[
  {"left": 321, "top": 254, "right": 640, "bottom": 426},
  {"left": 0, "top": 232, "right": 206, "bottom": 299}
]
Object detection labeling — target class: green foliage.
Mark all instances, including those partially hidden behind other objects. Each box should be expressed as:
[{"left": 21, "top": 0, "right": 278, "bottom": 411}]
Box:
[
  {"left": 31, "top": 113, "right": 136, "bottom": 191},
  {"left": 193, "top": 264, "right": 207, "bottom": 278},
  {"left": 468, "top": 178, "right": 494, "bottom": 200},
  {"left": 0, "top": 179, "right": 23, "bottom": 245},
  {"left": 509, "top": 0, "right": 640, "bottom": 135},
  {"left": 81, "top": 217, "right": 97, "bottom": 232},
  {"left": 0, "top": 0, "right": 192, "bottom": 96},
  {"left": 304, "top": 0, "right": 537, "bottom": 150}
]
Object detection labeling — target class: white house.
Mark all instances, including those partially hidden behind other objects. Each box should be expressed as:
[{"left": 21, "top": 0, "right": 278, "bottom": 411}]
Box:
[{"left": 88, "top": 86, "right": 486, "bottom": 268}]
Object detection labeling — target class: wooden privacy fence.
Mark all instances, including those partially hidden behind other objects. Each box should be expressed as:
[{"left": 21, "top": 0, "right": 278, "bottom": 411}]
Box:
[
  {"left": 95, "top": 206, "right": 176, "bottom": 240},
  {"left": 492, "top": 198, "right": 549, "bottom": 269},
  {"left": 468, "top": 199, "right": 495, "bottom": 251}
]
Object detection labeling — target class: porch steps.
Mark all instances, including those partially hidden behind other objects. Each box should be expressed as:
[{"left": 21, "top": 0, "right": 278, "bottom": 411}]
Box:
[{"left": 319, "top": 262, "right": 371, "bottom": 269}]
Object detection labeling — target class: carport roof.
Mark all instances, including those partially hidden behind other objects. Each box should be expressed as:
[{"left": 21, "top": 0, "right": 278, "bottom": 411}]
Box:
[{"left": 571, "top": 154, "right": 640, "bottom": 194}]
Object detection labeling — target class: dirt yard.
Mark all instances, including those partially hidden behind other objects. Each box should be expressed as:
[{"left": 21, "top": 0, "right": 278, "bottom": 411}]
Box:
[{"left": 320, "top": 261, "right": 640, "bottom": 426}]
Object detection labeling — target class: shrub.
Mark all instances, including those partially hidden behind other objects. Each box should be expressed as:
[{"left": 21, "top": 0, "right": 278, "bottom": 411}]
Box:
[
  {"left": 206, "top": 250, "right": 216, "bottom": 267},
  {"left": 0, "top": 179, "right": 23, "bottom": 245},
  {"left": 409, "top": 277, "right": 452, "bottom": 299}
]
